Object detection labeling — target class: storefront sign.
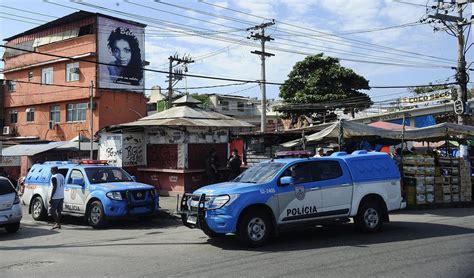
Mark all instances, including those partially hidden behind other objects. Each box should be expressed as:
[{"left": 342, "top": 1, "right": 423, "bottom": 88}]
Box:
[{"left": 400, "top": 90, "right": 452, "bottom": 107}]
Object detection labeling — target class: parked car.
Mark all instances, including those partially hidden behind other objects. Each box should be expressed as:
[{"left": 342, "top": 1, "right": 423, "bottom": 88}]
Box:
[
  {"left": 180, "top": 150, "right": 406, "bottom": 247},
  {"left": 22, "top": 160, "right": 159, "bottom": 229},
  {"left": 0, "top": 176, "right": 22, "bottom": 233}
]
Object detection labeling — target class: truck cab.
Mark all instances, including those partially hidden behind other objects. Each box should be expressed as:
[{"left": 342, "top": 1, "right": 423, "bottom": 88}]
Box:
[
  {"left": 180, "top": 151, "right": 406, "bottom": 247},
  {"left": 22, "top": 160, "right": 159, "bottom": 228}
]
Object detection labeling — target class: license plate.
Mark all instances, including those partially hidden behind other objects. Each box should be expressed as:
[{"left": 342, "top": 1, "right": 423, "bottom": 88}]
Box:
[{"left": 187, "top": 215, "right": 197, "bottom": 224}]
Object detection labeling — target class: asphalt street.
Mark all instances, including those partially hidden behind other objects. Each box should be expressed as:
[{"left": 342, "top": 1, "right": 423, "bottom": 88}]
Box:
[{"left": 0, "top": 204, "right": 473, "bottom": 278}]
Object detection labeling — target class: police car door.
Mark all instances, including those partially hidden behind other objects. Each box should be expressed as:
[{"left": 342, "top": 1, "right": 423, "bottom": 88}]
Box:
[
  {"left": 276, "top": 161, "right": 323, "bottom": 225},
  {"left": 63, "top": 169, "right": 87, "bottom": 213}
]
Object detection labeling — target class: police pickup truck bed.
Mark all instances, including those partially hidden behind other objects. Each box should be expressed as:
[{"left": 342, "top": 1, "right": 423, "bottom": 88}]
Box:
[
  {"left": 22, "top": 160, "right": 159, "bottom": 228},
  {"left": 180, "top": 150, "right": 406, "bottom": 247}
]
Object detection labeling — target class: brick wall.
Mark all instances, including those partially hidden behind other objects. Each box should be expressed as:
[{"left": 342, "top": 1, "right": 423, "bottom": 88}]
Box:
[{"left": 147, "top": 144, "right": 178, "bottom": 169}]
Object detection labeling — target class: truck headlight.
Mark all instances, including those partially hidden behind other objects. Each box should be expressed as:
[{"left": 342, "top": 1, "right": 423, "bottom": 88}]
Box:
[
  {"left": 106, "top": 191, "right": 123, "bottom": 200},
  {"left": 207, "top": 194, "right": 239, "bottom": 209}
]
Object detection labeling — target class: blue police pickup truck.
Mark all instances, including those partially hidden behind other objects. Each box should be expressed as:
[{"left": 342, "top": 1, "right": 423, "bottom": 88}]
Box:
[
  {"left": 22, "top": 160, "right": 159, "bottom": 228},
  {"left": 180, "top": 151, "right": 406, "bottom": 247}
]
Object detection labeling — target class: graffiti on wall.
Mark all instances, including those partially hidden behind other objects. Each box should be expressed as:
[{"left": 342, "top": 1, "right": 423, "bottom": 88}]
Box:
[
  {"left": 122, "top": 133, "right": 146, "bottom": 166},
  {"left": 99, "top": 134, "right": 123, "bottom": 166},
  {"left": 147, "top": 127, "right": 228, "bottom": 144}
]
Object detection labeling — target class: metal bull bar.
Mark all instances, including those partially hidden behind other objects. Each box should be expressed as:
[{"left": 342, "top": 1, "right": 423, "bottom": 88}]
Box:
[
  {"left": 125, "top": 189, "right": 157, "bottom": 215},
  {"left": 179, "top": 193, "right": 207, "bottom": 229}
]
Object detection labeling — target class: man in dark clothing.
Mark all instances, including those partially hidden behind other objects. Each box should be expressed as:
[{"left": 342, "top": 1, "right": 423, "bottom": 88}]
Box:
[
  {"left": 206, "top": 149, "right": 219, "bottom": 184},
  {"left": 227, "top": 149, "right": 242, "bottom": 180},
  {"left": 49, "top": 166, "right": 65, "bottom": 230}
]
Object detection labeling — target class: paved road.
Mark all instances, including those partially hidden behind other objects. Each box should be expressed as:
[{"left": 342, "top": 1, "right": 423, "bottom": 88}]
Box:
[{"left": 1, "top": 206, "right": 473, "bottom": 278}]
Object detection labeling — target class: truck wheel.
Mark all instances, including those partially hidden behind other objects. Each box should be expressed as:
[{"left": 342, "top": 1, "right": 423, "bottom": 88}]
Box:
[
  {"left": 31, "top": 196, "right": 47, "bottom": 221},
  {"left": 5, "top": 222, "right": 20, "bottom": 233},
  {"left": 355, "top": 201, "right": 383, "bottom": 233},
  {"left": 237, "top": 210, "right": 273, "bottom": 247},
  {"left": 87, "top": 201, "right": 107, "bottom": 229}
]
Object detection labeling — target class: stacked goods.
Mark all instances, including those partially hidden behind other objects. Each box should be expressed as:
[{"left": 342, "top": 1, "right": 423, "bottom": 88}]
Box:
[
  {"left": 403, "top": 155, "right": 436, "bottom": 205},
  {"left": 459, "top": 159, "right": 472, "bottom": 202},
  {"left": 438, "top": 157, "right": 461, "bottom": 203},
  {"left": 434, "top": 175, "right": 444, "bottom": 203}
]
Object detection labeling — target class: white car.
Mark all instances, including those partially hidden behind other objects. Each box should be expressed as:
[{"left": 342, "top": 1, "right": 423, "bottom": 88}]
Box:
[{"left": 0, "top": 176, "right": 22, "bottom": 233}]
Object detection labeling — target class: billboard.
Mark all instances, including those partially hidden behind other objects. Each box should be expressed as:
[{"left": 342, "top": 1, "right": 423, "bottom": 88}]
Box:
[{"left": 98, "top": 16, "right": 145, "bottom": 92}]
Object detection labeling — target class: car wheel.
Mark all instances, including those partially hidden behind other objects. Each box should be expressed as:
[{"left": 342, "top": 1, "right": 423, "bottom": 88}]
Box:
[
  {"left": 355, "top": 201, "right": 383, "bottom": 233},
  {"left": 237, "top": 210, "right": 273, "bottom": 247},
  {"left": 31, "top": 196, "right": 47, "bottom": 221},
  {"left": 87, "top": 201, "right": 107, "bottom": 229},
  {"left": 5, "top": 222, "right": 20, "bottom": 233}
]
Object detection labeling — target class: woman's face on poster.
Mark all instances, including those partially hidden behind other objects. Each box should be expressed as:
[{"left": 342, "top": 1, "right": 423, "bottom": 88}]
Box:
[{"left": 111, "top": 39, "right": 131, "bottom": 66}]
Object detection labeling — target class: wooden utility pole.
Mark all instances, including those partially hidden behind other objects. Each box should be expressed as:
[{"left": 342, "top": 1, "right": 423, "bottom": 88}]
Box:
[
  {"left": 248, "top": 20, "right": 275, "bottom": 133},
  {"left": 89, "top": 81, "right": 94, "bottom": 160}
]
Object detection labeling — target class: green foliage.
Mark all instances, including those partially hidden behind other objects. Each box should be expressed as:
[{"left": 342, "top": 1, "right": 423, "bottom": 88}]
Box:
[
  {"left": 190, "top": 94, "right": 210, "bottom": 108},
  {"left": 278, "top": 54, "right": 371, "bottom": 115}
]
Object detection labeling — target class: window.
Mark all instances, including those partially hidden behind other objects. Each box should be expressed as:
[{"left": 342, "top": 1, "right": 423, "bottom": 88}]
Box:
[
  {"left": 68, "top": 169, "right": 84, "bottom": 185},
  {"left": 289, "top": 163, "right": 314, "bottom": 185},
  {"left": 26, "top": 108, "right": 35, "bottom": 122},
  {"left": 221, "top": 100, "right": 229, "bottom": 111},
  {"left": 66, "top": 62, "right": 80, "bottom": 82},
  {"left": 50, "top": 105, "right": 60, "bottom": 128},
  {"left": 7, "top": 80, "right": 16, "bottom": 92},
  {"left": 28, "top": 71, "right": 33, "bottom": 82},
  {"left": 237, "top": 102, "right": 245, "bottom": 112},
  {"left": 9, "top": 110, "right": 18, "bottom": 123},
  {"left": 85, "top": 167, "right": 133, "bottom": 184},
  {"left": 67, "top": 103, "right": 87, "bottom": 122},
  {"left": 313, "top": 161, "right": 343, "bottom": 181},
  {"left": 41, "top": 67, "right": 53, "bottom": 85},
  {"left": 0, "top": 179, "right": 15, "bottom": 195}
]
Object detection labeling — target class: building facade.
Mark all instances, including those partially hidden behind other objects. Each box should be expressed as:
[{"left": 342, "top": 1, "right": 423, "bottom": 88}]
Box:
[{"left": 2, "top": 11, "right": 147, "bottom": 141}]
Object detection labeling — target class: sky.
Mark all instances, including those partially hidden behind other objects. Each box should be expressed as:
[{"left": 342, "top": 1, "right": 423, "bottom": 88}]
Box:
[{"left": 0, "top": 0, "right": 473, "bottom": 108}]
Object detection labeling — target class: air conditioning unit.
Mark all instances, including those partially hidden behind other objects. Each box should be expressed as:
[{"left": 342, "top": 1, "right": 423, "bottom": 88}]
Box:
[{"left": 3, "top": 126, "right": 10, "bottom": 135}]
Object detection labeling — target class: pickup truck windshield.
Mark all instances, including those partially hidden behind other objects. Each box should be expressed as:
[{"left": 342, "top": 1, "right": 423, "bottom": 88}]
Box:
[
  {"left": 85, "top": 167, "right": 133, "bottom": 184},
  {"left": 233, "top": 162, "right": 285, "bottom": 184}
]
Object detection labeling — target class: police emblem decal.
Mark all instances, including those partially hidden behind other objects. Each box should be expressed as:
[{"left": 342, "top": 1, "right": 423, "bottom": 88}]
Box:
[{"left": 295, "top": 186, "right": 305, "bottom": 201}]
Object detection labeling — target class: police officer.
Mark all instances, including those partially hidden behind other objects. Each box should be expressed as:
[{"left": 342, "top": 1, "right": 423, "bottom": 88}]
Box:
[{"left": 49, "top": 167, "right": 65, "bottom": 230}]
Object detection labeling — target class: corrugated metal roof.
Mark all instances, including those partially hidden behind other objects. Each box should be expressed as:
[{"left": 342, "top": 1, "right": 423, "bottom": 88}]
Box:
[
  {"left": 173, "top": 95, "right": 201, "bottom": 104},
  {"left": 1, "top": 142, "right": 66, "bottom": 156},
  {"left": 119, "top": 106, "right": 253, "bottom": 128}
]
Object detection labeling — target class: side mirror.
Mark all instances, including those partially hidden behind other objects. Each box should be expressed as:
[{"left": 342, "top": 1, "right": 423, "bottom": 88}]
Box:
[
  {"left": 131, "top": 176, "right": 136, "bottom": 182},
  {"left": 280, "top": 176, "right": 294, "bottom": 186},
  {"left": 72, "top": 178, "right": 85, "bottom": 186}
]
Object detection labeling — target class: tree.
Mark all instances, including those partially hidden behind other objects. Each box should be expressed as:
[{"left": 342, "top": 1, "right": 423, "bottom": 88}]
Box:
[{"left": 277, "top": 54, "right": 371, "bottom": 118}]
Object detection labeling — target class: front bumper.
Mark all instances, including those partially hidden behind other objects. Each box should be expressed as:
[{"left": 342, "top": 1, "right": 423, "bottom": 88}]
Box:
[
  {"left": 178, "top": 193, "right": 235, "bottom": 234},
  {"left": 104, "top": 190, "right": 159, "bottom": 217},
  {"left": 0, "top": 204, "right": 22, "bottom": 225}
]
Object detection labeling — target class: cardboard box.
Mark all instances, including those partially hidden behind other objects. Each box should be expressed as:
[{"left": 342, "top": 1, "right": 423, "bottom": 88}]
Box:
[
  {"left": 443, "top": 194, "right": 452, "bottom": 203},
  {"left": 425, "top": 185, "right": 434, "bottom": 193},
  {"left": 435, "top": 177, "right": 443, "bottom": 184},
  {"left": 425, "top": 176, "right": 435, "bottom": 184},
  {"left": 416, "top": 184, "right": 426, "bottom": 193},
  {"left": 426, "top": 193, "right": 435, "bottom": 203},
  {"left": 451, "top": 185, "right": 460, "bottom": 193},
  {"left": 452, "top": 194, "right": 460, "bottom": 202},
  {"left": 442, "top": 185, "right": 451, "bottom": 193},
  {"left": 416, "top": 193, "right": 426, "bottom": 204}
]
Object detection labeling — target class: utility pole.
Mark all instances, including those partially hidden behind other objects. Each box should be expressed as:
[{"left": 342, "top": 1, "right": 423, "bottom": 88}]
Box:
[
  {"left": 167, "top": 53, "right": 194, "bottom": 108},
  {"left": 89, "top": 81, "right": 94, "bottom": 160},
  {"left": 247, "top": 20, "right": 275, "bottom": 133},
  {"left": 425, "top": 0, "right": 472, "bottom": 158}
]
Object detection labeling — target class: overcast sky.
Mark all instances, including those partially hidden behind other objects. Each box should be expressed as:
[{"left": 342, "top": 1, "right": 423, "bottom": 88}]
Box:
[{"left": 1, "top": 0, "right": 472, "bottom": 107}]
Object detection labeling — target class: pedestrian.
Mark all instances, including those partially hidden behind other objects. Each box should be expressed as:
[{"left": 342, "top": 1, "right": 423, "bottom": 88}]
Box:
[
  {"left": 206, "top": 149, "right": 219, "bottom": 184},
  {"left": 314, "top": 147, "right": 324, "bottom": 157},
  {"left": 227, "top": 149, "right": 242, "bottom": 180},
  {"left": 49, "top": 166, "right": 65, "bottom": 230}
]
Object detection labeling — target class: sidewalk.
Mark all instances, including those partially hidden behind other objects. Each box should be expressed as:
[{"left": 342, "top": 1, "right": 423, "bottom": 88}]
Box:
[{"left": 157, "top": 195, "right": 182, "bottom": 218}]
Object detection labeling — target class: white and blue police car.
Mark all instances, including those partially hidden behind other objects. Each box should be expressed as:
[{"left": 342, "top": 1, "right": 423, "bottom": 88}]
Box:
[
  {"left": 22, "top": 160, "right": 159, "bottom": 228},
  {"left": 180, "top": 150, "right": 406, "bottom": 247}
]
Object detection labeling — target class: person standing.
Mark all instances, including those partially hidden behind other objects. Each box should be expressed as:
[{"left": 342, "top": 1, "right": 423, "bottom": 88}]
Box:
[
  {"left": 49, "top": 167, "right": 65, "bottom": 230},
  {"left": 314, "top": 147, "right": 324, "bottom": 157},
  {"left": 206, "top": 149, "right": 219, "bottom": 184},
  {"left": 227, "top": 149, "right": 242, "bottom": 180}
]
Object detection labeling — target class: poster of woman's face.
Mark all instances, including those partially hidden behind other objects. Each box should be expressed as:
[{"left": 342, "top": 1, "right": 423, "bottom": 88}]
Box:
[{"left": 98, "top": 17, "right": 145, "bottom": 92}]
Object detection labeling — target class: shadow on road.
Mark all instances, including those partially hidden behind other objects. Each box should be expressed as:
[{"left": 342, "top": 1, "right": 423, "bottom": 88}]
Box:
[
  {"left": 206, "top": 220, "right": 474, "bottom": 251},
  {"left": 0, "top": 223, "right": 58, "bottom": 241}
]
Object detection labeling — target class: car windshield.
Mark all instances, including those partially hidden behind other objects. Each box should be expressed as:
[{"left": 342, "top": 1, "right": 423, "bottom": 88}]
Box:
[
  {"left": 233, "top": 162, "right": 285, "bottom": 184},
  {"left": 85, "top": 167, "right": 133, "bottom": 184}
]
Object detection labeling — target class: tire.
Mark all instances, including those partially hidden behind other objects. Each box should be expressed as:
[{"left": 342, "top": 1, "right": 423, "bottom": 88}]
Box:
[
  {"left": 31, "top": 196, "right": 47, "bottom": 221},
  {"left": 354, "top": 201, "right": 383, "bottom": 233},
  {"left": 237, "top": 210, "right": 273, "bottom": 247},
  {"left": 87, "top": 201, "right": 107, "bottom": 229},
  {"left": 5, "top": 222, "right": 20, "bottom": 233}
]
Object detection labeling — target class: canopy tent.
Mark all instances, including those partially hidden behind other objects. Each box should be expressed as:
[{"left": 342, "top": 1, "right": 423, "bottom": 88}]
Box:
[{"left": 281, "top": 120, "right": 474, "bottom": 148}]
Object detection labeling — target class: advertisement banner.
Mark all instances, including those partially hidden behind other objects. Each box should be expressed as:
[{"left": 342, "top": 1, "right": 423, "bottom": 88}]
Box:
[
  {"left": 399, "top": 89, "right": 452, "bottom": 107},
  {"left": 97, "top": 16, "right": 145, "bottom": 92}
]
